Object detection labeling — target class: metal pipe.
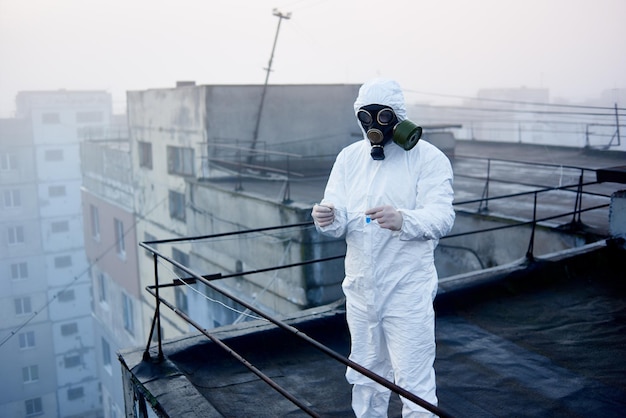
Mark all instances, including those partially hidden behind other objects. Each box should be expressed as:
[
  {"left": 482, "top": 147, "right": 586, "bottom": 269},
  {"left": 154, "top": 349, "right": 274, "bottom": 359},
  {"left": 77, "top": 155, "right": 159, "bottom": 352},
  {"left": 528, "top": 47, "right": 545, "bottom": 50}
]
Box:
[
  {"left": 572, "top": 172, "right": 584, "bottom": 225},
  {"left": 145, "top": 286, "right": 321, "bottom": 418},
  {"left": 144, "top": 253, "right": 165, "bottom": 361},
  {"left": 446, "top": 202, "right": 609, "bottom": 239},
  {"left": 142, "top": 221, "right": 312, "bottom": 246},
  {"left": 478, "top": 159, "right": 491, "bottom": 212},
  {"left": 615, "top": 103, "right": 621, "bottom": 147},
  {"left": 142, "top": 246, "right": 453, "bottom": 417},
  {"left": 526, "top": 192, "right": 538, "bottom": 261},
  {"left": 455, "top": 180, "right": 600, "bottom": 206}
]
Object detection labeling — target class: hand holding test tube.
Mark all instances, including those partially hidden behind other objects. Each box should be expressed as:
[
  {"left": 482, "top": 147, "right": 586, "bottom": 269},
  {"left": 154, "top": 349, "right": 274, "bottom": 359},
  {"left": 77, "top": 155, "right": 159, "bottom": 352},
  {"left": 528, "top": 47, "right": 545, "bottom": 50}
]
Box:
[
  {"left": 311, "top": 203, "right": 335, "bottom": 227},
  {"left": 365, "top": 205, "right": 403, "bottom": 231}
]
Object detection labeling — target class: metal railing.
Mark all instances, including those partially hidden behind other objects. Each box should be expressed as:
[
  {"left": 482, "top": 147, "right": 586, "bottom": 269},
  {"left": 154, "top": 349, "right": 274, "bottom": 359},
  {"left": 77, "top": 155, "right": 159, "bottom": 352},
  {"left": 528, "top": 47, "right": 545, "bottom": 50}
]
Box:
[
  {"left": 200, "top": 140, "right": 309, "bottom": 202},
  {"left": 138, "top": 156, "right": 613, "bottom": 417},
  {"left": 140, "top": 229, "right": 452, "bottom": 417}
]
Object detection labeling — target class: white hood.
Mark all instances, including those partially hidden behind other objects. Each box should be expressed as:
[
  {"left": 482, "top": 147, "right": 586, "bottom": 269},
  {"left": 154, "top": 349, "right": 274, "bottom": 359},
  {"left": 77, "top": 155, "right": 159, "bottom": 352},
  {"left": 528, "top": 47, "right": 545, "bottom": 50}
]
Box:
[{"left": 353, "top": 78, "right": 408, "bottom": 122}]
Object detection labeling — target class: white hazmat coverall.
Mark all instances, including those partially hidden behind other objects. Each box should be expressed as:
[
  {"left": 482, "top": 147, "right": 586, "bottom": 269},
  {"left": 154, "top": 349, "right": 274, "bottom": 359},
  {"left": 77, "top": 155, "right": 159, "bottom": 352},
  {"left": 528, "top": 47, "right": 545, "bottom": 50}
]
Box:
[{"left": 314, "top": 79, "right": 455, "bottom": 417}]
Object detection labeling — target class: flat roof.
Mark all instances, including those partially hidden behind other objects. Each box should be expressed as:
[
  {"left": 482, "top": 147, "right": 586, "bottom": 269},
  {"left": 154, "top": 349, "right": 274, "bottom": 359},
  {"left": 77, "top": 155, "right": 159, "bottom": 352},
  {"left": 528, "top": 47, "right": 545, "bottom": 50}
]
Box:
[
  {"left": 119, "top": 141, "right": 626, "bottom": 416},
  {"left": 198, "top": 140, "right": 626, "bottom": 237},
  {"left": 119, "top": 240, "right": 626, "bottom": 417}
]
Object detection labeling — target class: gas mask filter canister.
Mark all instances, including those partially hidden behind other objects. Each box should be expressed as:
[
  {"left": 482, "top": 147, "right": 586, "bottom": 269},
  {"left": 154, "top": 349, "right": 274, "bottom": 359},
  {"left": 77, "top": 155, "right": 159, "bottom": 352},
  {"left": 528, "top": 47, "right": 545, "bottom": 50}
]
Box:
[
  {"left": 357, "top": 104, "right": 422, "bottom": 160},
  {"left": 393, "top": 119, "right": 422, "bottom": 151}
]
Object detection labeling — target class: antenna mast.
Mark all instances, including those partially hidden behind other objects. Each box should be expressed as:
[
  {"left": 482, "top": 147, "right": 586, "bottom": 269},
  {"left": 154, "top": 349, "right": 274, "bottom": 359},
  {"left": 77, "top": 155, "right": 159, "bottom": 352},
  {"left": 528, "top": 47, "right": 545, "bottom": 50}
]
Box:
[{"left": 249, "top": 9, "right": 291, "bottom": 162}]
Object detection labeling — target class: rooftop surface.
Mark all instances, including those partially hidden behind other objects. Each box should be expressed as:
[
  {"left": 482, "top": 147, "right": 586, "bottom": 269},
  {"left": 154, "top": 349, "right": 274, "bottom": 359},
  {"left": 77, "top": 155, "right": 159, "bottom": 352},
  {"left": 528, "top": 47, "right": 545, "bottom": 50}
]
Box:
[
  {"left": 119, "top": 141, "right": 626, "bottom": 417},
  {"left": 120, "top": 239, "right": 626, "bottom": 417}
]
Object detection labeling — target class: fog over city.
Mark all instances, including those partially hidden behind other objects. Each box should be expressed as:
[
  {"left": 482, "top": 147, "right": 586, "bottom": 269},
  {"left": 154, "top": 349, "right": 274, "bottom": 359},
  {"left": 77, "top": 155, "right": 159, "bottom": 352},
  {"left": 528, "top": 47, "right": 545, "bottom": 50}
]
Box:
[
  {"left": 1, "top": 0, "right": 625, "bottom": 116},
  {"left": 1, "top": 1, "right": 625, "bottom": 417}
]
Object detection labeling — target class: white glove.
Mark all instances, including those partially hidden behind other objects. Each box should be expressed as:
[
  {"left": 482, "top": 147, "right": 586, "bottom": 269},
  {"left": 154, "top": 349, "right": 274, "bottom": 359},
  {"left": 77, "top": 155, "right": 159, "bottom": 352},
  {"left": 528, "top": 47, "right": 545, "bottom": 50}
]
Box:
[
  {"left": 365, "top": 205, "right": 403, "bottom": 231},
  {"left": 312, "top": 203, "right": 335, "bottom": 227}
]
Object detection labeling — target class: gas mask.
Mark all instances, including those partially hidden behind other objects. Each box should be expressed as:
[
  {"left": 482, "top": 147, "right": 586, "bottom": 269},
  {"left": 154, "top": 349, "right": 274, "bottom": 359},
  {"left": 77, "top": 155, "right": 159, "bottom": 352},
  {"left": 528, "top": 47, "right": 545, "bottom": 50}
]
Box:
[{"left": 357, "top": 104, "right": 423, "bottom": 160}]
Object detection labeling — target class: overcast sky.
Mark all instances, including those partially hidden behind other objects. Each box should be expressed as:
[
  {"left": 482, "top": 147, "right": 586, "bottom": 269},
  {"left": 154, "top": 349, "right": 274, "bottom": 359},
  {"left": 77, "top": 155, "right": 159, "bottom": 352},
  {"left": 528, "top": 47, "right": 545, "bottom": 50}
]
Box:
[{"left": 1, "top": 0, "right": 625, "bottom": 115}]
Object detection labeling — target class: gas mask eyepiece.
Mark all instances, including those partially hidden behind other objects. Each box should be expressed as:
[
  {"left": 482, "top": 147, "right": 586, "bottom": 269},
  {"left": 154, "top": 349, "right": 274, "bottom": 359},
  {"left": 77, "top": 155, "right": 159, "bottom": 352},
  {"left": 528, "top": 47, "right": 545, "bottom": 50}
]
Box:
[
  {"left": 357, "top": 106, "right": 396, "bottom": 145},
  {"left": 358, "top": 104, "right": 422, "bottom": 160}
]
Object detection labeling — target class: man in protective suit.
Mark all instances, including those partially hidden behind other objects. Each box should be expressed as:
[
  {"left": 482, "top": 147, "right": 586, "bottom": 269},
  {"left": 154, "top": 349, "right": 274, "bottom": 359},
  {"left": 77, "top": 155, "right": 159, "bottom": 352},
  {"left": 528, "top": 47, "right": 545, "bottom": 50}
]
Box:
[{"left": 311, "top": 78, "right": 455, "bottom": 417}]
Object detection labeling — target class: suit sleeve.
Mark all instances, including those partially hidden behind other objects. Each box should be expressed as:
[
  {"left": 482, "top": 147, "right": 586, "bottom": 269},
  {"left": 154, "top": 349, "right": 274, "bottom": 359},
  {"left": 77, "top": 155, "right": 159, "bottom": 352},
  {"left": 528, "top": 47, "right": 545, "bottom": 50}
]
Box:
[
  {"left": 397, "top": 149, "right": 455, "bottom": 241},
  {"left": 316, "top": 151, "right": 348, "bottom": 238}
]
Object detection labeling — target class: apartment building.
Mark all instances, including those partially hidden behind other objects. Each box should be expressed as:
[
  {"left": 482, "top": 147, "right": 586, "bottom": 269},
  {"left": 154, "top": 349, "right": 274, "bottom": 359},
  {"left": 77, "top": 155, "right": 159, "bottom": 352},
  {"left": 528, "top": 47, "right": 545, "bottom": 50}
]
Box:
[{"left": 0, "top": 91, "right": 112, "bottom": 418}]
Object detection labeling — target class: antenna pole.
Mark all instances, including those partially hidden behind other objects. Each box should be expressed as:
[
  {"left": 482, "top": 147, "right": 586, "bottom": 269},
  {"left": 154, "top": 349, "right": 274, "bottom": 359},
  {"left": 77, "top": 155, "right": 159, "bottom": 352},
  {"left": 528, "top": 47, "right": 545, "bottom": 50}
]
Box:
[
  {"left": 615, "top": 103, "right": 621, "bottom": 147},
  {"left": 249, "top": 9, "right": 291, "bottom": 163}
]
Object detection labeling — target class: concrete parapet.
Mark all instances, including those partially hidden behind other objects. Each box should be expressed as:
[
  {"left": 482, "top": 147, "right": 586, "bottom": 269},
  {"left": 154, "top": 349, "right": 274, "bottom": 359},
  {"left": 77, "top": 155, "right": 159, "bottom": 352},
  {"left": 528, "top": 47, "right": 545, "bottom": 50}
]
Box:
[{"left": 609, "top": 190, "right": 626, "bottom": 243}]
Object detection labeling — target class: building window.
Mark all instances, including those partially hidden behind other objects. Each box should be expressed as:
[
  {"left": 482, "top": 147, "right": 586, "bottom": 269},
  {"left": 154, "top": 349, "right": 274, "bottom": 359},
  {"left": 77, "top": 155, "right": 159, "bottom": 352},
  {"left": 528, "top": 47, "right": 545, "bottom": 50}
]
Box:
[
  {"left": 11, "top": 262, "right": 28, "bottom": 280},
  {"left": 114, "top": 218, "right": 125, "bottom": 257},
  {"left": 8, "top": 225, "right": 25, "bottom": 245},
  {"left": 14, "top": 297, "right": 32, "bottom": 315},
  {"left": 54, "top": 255, "right": 72, "bottom": 268},
  {"left": 22, "top": 365, "right": 39, "bottom": 383},
  {"left": 76, "top": 111, "right": 103, "bottom": 123},
  {"left": 172, "top": 247, "right": 189, "bottom": 278},
  {"left": 168, "top": 190, "right": 186, "bottom": 221},
  {"left": 51, "top": 220, "right": 70, "bottom": 233},
  {"left": 44, "top": 149, "right": 64, "bottom": 161},
  {"left": 167, "top": 146, "right": 194, "bottom": 176},
  {"left": 102, "top": 338, "right": 112, "bottom": 369},
  {"left": 171, "top": 249, "right": 189, "bottom": 314},
  {"left": 25, "top": 397, "right": 43, "bottom": 416},
  {"left": 64, "top": 354, "right": 81, "bottom": 368},
  {"left": 138, "top": 141, "right": 153, "bottom": 169},
  {"left": 175, "top": 287, "right": 188, "bottom": 315},
  {"left": 109, "top": 397, "right": 120, "bottom": 418},
  {"left": 0, "top": 153, "right": 19, "bottom": 171},
  {"left": 3, "top": 189, "right": 21, "bottom": 208},
  {"left": 144, "top": 232, "right": 157, "bottom": 257},
  {"left": 48, "top": 185, "right": 66, "bottom": 197},
  {"left": 57, "top": 289, "right": 75, "bottom": 303},
  {"left": 98, "top": 273, "right": 107, "bottom": 303},
  {"left": 60, "top": 322, "right": 79, "bottom": 336},
  {"left": 90, "top": 205, "right": 100, "bottom": 240},
  {"left": 67, "top": 386, "right": 85, "bottom": 401},
  {"left": 122, "top": 293, "right": 134, "bottom": 335},
  {"left": 19, "top": 331, "right": 36, "bottom": 349},
  {"left": 171, "top": 246, "right": 190, "bottom": 312},
  {"left": 42, "top": 112, "right": 60, "bottom": 124}
]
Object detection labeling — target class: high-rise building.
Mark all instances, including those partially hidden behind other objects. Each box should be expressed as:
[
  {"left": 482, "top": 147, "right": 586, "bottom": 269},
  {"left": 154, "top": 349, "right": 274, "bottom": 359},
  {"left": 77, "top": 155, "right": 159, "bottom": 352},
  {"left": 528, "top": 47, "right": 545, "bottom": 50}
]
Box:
[{"left": 0, "top": 90, "right": 112, "bottom": 418}]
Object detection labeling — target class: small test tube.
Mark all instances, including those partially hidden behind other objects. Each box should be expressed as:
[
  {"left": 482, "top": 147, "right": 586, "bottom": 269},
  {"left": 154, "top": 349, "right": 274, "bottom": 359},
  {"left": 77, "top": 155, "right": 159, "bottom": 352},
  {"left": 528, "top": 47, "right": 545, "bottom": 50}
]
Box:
[{"left": 365, "top": 215, "right": 371, "bottom": 224}]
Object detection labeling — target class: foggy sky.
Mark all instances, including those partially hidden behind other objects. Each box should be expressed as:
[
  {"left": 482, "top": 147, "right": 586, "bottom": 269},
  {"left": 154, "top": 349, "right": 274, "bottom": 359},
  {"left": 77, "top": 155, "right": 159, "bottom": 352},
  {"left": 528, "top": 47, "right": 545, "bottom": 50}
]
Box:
[{"left": 1, "top": 0, "right": 625, "bottom": 116}]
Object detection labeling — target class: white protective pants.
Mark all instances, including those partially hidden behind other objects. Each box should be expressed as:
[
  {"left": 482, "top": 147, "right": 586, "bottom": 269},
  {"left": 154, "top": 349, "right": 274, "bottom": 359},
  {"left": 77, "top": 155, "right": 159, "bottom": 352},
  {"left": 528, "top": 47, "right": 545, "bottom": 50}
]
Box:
[{"left": 345, "top": 277, "right": 438, "bottom": 418}]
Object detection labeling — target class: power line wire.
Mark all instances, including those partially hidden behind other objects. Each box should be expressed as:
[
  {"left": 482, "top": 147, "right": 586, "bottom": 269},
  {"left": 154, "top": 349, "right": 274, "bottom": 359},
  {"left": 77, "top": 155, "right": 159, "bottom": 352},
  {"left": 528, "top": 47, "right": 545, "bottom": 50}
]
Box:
[
  {"left": 0, "top": 193, "right": 170, "bottom": 349},
  {"left": 405, "top": 89, "right": 626, "bottom": 111}
]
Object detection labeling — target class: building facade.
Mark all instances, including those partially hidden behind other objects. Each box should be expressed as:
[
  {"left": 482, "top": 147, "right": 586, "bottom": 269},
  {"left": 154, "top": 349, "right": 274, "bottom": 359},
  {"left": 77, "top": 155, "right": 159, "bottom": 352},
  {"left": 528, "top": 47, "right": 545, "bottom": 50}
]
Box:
[
  {"left": 126, "top": 83, "right": 359, "bottom": 332},
  {"left": 0, "top": 91, "right": 113, "bottom": 418},
  {"left": 80, "top": 138, "right": 141, "bottom": 418},
  {"left": 77, "top": 83, "right": 360, "bottom": 414}
]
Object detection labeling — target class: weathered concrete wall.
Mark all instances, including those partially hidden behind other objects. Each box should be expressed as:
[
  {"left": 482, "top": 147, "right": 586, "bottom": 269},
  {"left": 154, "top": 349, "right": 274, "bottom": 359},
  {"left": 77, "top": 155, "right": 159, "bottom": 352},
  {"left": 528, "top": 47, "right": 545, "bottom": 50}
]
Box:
[
  {"left": 186, "top": 179, "right": 344, "bottom": 321},
  {"left": 609, "top": 190, "right": 626, "bottom": 240},
  {"left": 436, "top": 210, "right": 590, "bottom": 277},
  {"left": 424, "top": 131, "right": 456, "bottom": 158},
  {"left": 203, "top": 84, "right": 362, "bottom": 176},
  {"left": 126, "top": 83, "right": 361, "bottom": 328}
]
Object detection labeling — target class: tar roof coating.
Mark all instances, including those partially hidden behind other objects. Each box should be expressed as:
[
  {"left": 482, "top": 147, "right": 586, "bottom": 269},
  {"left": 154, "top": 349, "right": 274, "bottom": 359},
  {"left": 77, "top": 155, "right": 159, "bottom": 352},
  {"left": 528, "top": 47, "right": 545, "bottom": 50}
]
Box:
[{"left": 120, "top": 239, "right": 626, "bottom": 417}]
